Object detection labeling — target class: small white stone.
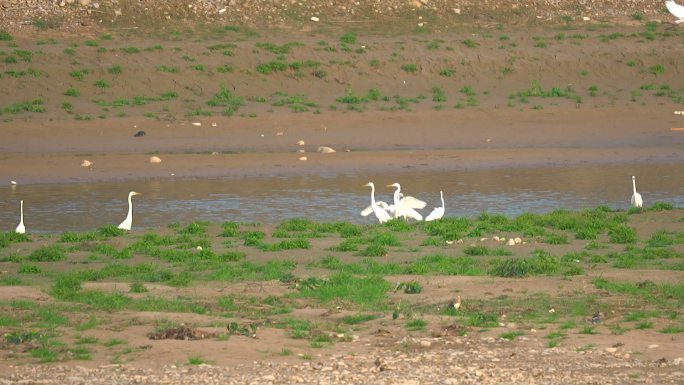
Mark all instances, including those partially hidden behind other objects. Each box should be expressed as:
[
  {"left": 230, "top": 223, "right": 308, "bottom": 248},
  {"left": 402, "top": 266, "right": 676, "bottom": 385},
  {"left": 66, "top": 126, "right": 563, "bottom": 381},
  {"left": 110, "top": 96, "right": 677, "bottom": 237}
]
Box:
[
  {"left": 192, "top": 122, "right": 201, "bottom": 126},
  {"left": 514, "top": 237, "right": 522, "bottom": 244},
  {"left": 507, "top": 238, "right": 516, "bottom": 246},
  {"left": 219, "top": 8, "right": 226, "bottom": 14},
  {"left": 648, "top": 344, "right": 659, "bottom": 349},
  {"left": 583, "top": 16, "right": 590, "bottom": 21},
  {"left": 10, "top": 180, "right": 17, "bottom": 185},
  {"left": 310, "top": 16, "right": 319, "bottom": 22},
  {"left": 81, "top": 159, "right": 93, "bottom": 167},
  {"left": 196, "top": 246, "right": 203, "bottom": 251},
  {"left": 317, "top": 146, "right": 336, "bottom": 153},
  {"left": 297, "top": 140, "right": 305, "bottom": 146},
  {"left": 149, "top": 156, "right": 162, "bottom": 164},
  {"left": 493, "top": 236, "right": 500, "bottom": 242},
  {"left": 298, "top": 156, "right": 308, "bottom": 161}
]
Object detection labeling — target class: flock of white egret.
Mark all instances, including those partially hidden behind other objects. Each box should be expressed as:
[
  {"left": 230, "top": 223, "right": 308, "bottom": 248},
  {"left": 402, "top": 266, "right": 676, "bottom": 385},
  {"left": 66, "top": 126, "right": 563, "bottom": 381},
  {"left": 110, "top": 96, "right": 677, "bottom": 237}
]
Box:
[{"left": 9, "top": 176, "right": 645, "bottom": 234}]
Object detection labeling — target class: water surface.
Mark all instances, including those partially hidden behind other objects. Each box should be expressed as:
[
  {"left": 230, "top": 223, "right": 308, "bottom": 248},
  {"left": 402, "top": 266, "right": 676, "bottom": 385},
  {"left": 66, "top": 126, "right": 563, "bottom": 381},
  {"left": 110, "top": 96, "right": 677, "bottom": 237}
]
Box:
[{"left": 2, "top": 163, "right": 682, "bottom": 233}]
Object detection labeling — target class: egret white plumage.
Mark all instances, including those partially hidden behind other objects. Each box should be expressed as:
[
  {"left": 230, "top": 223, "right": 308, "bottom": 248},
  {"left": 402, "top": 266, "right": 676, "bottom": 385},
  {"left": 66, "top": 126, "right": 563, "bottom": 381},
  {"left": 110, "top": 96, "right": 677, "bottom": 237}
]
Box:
[
  {"left": 666, "top": 0, "right": 684, "bottom": 23},
  {"left": 118, "top": 191, "right": 141, "bottom": 230},
  {"left": 15, "top": 200, "right": 25, "bottom": 234},
  {"left": 387, "top": 183, "right": 426, "bottom": 221},
  {"left": 363, "top": 182, "right": 391, "bottom": 223},
  {"left": 425, "top": 191, "right": 445, "bottom": 222},
  {"left": 630, "top": 176, "right": 643, "bottom": 209}
]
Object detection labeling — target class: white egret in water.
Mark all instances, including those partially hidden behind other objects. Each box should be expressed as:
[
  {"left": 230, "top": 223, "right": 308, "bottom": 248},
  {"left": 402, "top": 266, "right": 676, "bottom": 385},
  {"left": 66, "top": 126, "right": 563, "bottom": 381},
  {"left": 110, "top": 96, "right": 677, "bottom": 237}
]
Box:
[
  {"left": 363, "top": 182, "right": 391, "bottom": 223},
  {"left": 15, "top": 200, "right": 25, "bottom": 234},
  {"left": 630, "top": 176, "right": 643, "bottom": 209},
  {"left": 387, "top": 183, "right": 426, "bottom": 221},
  {"left": 666, "top": 0, "right": 684, "bottom": 23},
  {"left": 118, "top": 191, "right": 142, "bottom": 230},
  {"left": 425, "top": 191, "right": 445, "bottom": 222}
]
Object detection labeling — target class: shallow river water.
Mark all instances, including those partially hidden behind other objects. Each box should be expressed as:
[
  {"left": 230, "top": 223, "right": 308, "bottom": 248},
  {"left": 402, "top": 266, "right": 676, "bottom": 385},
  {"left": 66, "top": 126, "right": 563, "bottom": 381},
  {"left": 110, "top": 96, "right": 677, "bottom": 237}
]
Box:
[{"left": 1, "top": 163, "right": 682, "bottom": 233}]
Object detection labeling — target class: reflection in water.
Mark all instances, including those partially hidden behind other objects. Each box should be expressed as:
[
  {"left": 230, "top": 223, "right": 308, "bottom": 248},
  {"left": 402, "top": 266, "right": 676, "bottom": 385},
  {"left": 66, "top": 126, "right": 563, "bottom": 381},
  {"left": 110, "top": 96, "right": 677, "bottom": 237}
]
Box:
[{"left": 1, "top": 163, "right": 682, "bottom": 233}]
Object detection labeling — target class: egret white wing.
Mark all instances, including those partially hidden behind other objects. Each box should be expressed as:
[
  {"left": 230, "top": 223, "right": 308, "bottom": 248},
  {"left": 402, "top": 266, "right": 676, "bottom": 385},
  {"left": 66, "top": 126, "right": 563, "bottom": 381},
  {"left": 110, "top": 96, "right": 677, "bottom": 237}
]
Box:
[
  {"left": 361, "top": 201, "right": 389, "bottom": 216},
  {"left": 666, "top": 0, "right": 684, "bottom": 18},
  {"left": 425, "top": 207, "right": 445, "bottom": 222},
  {"left": 399, "top": 196, "right": 427, "bottom": 209}
]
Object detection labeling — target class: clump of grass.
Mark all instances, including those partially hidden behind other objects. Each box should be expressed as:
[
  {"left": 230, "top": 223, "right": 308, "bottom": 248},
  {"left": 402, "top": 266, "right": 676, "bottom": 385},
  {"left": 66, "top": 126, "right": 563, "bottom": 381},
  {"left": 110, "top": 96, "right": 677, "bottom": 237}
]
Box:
[
  {"left": 462, "top": 39, "right": 478, "bottom": 48},
  {"left": 406, "top": 318, "right": 427, "bottom": 331},
  {"left": 342, "top": 314, "right": 378, "bottom": 325},
  {"left": 401, "top": 63, "right": 418, "bottom": 73},
  {"left": 340, "top": 32, "right": 357, "bottom": 44},
  {"left": 69, "top": 69, "right": 90, "bottom": 80},
  {"left": 28, "top": 245, "right": 66, "bottom": 262},
  {"left": 94, "top": 79, "right": 111, "bottom": 88},
  {"left": 107, "top": 65, "right": 123, "bottom": 75},
  {"left": 207, "top": 85, "right": 244, "bottom": 116},
  {"left": 64, "top": 88, "right": 80, "bottom": 97},
  {"left": 608, "top": 224, "right": 636, "bottom": 244}
]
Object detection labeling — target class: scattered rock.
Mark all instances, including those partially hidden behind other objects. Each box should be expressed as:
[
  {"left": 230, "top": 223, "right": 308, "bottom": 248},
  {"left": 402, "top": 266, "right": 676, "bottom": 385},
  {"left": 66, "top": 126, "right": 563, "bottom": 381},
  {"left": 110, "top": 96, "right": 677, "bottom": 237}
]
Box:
[
  {"left": 149, "top": 156, "right": 162, "bottom": 163},
  {"left": 297, "top": 140, "right": 305, "bottom": 146},
  {"left": 648, "top": 344, "right": 659, "bottom": 349},
  {"left": 192, "top": 122, "right": 201, "bottom": 126},
  {"left": 507, "top": 238, "right": 516, "bottom": 246},
  {"left": 133, "top": 130, "right": 146, "bottom": 137},
  {"left": 317, "top": 146, "right": 336, "bottom": 153},
  {"left": 298, "top": 156, "right": 308, "bottom": 161},
  {"left": 310, "top": 16, "right": 319, "bottom": 22},
  {"left": 514, "top": 237, "right": 522, "bottom": 244},
  {"left": 80, "top": 159, "right": 93, "bottom": 168}
]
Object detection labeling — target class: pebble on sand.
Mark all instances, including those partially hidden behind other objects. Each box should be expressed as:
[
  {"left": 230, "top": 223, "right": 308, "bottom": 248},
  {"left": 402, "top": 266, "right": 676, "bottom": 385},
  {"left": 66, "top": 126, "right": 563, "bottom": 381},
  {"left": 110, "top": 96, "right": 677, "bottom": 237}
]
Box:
[
  {"left": 317, "top": 146, "right": 336, "bottom": 153},
  {"left": 297, "top": 140, "right": 305, "bottom": 146},
  {"left": 81, "top": 160, "right": 93, "bottom": 168},
  {"left": 298, "top": 156, "right": 308, "bottom": 161},
  {"left": 149, "top": 156, "right": 162, "bottom": 164}
]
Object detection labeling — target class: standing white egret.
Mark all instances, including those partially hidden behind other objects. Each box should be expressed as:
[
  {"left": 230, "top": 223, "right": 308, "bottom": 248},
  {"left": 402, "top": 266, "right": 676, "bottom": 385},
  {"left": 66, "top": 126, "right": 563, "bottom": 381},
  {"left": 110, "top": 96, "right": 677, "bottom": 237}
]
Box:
[
  {"left": 630, "top": 176, "right": 643, "bottom": 209},
  {"left": 425, "top": 191, "right": 445, "bottom": 222},
  {"left": 15, "top": 200, "right": 25, "bottom": 234},
  {"left": 363, "top": 182, "right": 391, "bottom": 223},
  {"left": 118, "top": 191, "right": 142, "bottom": 230},
  {"left": 387, "top": 183, "right": 426, "bottom": 221},
  {"left": 666, "top": 0, "right": 684, "bottom": 23}
]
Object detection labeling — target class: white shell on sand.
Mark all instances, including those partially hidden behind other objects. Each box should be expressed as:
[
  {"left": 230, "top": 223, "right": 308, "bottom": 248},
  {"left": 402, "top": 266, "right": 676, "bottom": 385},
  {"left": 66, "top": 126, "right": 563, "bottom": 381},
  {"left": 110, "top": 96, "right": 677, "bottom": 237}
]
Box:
[
  {"left": 149, "top": 156, "right": 162, "bottom": 164},
  {"left": 81, "top": 160, "right": 93, "bottom": 167},
  {"left": 317, "top": 146, "right": 336, "bottom": 153},
  {"left": 298, "top": 156, "right": 308, "bottom": 161}
]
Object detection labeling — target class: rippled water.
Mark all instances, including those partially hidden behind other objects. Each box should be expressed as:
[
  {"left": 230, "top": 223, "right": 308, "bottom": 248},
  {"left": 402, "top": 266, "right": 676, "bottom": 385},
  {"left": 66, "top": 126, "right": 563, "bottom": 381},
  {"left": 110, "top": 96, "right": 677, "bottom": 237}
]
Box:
[{"left": 1, "top": 163, "right": 682, "bottom": 233}]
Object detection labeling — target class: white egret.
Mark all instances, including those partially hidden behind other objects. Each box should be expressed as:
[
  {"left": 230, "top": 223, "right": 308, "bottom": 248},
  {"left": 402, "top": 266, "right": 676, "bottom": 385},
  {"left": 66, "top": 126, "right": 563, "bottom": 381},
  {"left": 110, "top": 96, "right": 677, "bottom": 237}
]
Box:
[
  {"left": 425, "top": 191, "right": 445, "bottom": 222},
  {"left": 15, "top": 200, "right": 25, "bottom": 234},
  {"left": 387, "top": 183, "right": 426, "bottom": 221},
  {"left": 118, "top": 191, "right": 142, "bottom": 230},
  {"left": 666, "top": 0, "right": 684, "bottom": 23},
  {"left": 630, "top": 176, "right": 643, "bottom": 209},
  {"left": 363, "top": 182, "right": 391, "bottom": 223}
]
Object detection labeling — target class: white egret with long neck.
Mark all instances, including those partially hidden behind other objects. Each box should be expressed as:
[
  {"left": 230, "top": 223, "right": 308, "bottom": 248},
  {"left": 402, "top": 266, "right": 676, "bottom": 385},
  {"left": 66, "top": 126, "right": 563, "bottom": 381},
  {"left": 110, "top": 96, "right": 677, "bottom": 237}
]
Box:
[
  {"left": 425, "top": 191, "right": 445, "bottom": 222},
  {"left": 363, "top": 182, "right": 391, "bottom": 223},
  {"left": 387, "top": 183, "right": 426, "bottom": 221},
  {"left": 15, "top": 200, "right": 25, "bottom": 234},
  {"left": 630, "top": 176, "right": 643, "bottom": 209},
  {"left": 118, "top": 191, "right": 142, "bottom": 230}
]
